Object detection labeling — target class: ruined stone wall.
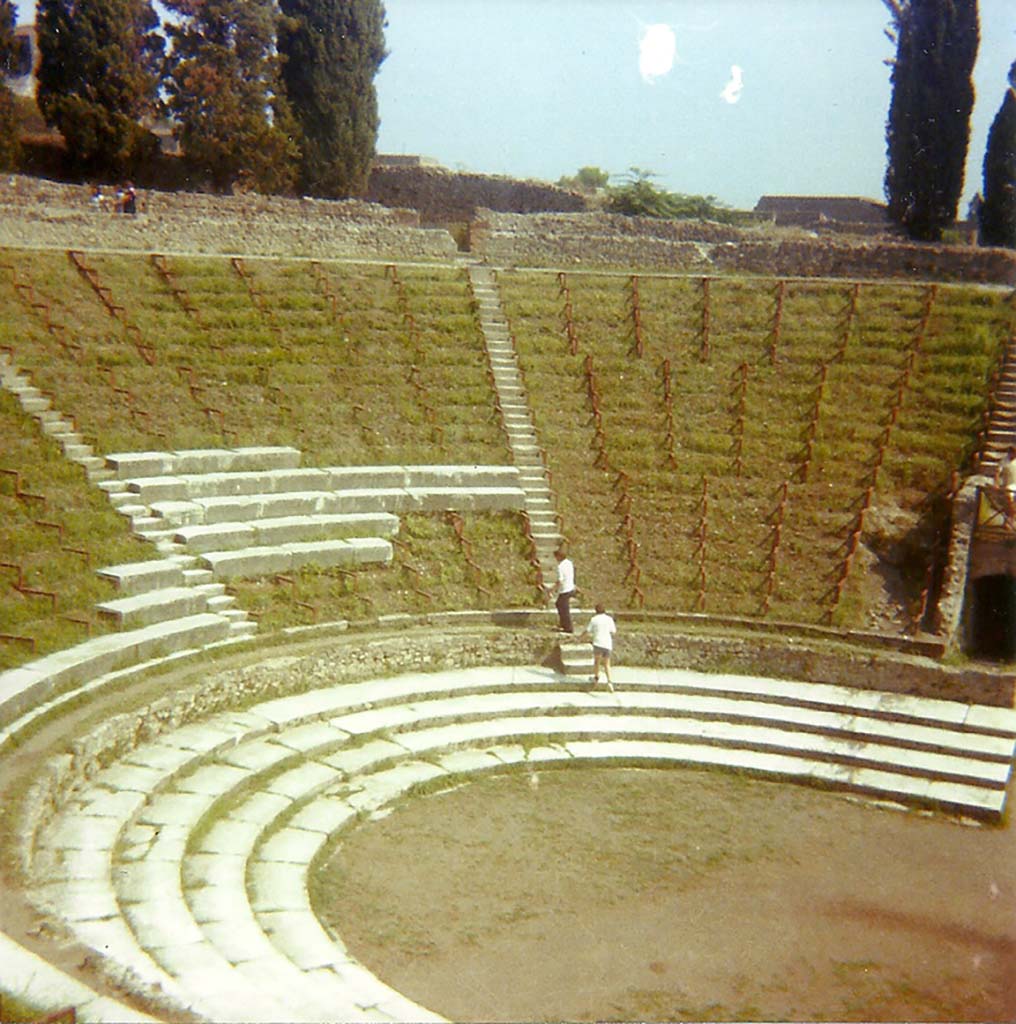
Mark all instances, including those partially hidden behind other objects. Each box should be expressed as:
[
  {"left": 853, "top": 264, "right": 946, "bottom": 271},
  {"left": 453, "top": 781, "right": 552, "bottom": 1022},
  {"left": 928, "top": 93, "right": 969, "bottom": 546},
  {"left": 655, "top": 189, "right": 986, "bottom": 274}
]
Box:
[
  {"left": 473, "top": 210, "right": 1016, "bottom": 284},
  {"left": 367, "top": 165, "right": 587, "bottom": 222},
  {"left": 0, "top": 174, "right": 458, "bottom": 260}
]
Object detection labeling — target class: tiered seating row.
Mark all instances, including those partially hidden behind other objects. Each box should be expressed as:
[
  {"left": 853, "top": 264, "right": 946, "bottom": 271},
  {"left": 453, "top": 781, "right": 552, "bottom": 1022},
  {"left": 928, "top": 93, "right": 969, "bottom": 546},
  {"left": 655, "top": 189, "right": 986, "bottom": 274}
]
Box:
[{"left": 27, "top": 664, "right": 1016, "bottom": 1022}]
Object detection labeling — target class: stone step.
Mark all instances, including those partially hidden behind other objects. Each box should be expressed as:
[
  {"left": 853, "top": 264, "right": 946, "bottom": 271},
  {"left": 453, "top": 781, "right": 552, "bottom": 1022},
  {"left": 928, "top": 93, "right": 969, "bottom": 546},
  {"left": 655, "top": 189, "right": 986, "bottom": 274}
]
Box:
[
  {"left": 96, "top": 586, "right": 214, "bottom": 629},
  {"left": 105, "top": 446, "right": 303, "bottom": 481},
  {"left": 172, "top": 512, "right": 400, "bottom": 554},
  {"left": 125, "top": 465, "right": 520, "bottom": 504},
  {"left": 27, "top": 664, "right": 1016, "bottom": 1018},
  {"left": 95, "top": 559, "right": 187, "bottom": 596},
  {"left": 198, "top": 536, "right": 394, "bottom": 579},
  {"left": 150, "top": 485, "right": 526, "bottom": 528}
]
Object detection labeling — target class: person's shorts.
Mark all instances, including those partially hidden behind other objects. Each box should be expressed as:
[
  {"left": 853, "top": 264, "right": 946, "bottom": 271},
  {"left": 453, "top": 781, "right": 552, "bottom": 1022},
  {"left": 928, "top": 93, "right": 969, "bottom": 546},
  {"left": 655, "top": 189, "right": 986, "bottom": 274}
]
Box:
[{"left": 593, "top": 645, "right": 611, "bottom": 657}]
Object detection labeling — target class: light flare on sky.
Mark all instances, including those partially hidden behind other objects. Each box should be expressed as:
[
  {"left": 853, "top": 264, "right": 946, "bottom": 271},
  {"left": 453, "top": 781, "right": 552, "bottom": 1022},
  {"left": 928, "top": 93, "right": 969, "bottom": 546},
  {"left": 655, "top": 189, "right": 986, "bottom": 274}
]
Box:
[
  {"left": 638, "top": 23, "right": 676, "bottom": 83},
  {"left": 720, "top": 65, "right": 744, "bottom": 104}
]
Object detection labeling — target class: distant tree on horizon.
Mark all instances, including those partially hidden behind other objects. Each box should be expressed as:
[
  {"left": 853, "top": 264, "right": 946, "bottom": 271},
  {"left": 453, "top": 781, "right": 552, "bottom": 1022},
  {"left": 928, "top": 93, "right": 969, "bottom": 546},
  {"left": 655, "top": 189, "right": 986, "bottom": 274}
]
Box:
[
  {"left": 557, "top": 167, "right": 610, "bottom": 192},
  {"left": 978, "top": 60, "right": 1016, "bottom": 248},
  {"left": 277, "top": 0, "right": 387, "bottom": 198},
  {"left": 35, "top": 0, "right": 163, "bottom": 175},
  {"left": 604, "top": 168, "right": 733, "bottom": 221},
  {"left": 163, "top": 0, "right": 299, "bottom": 194},
  {"left": 883, "top": 0, "right": 979, "bottom": 242},
  {"left": 0, "top": 0, "right": 20, "bottom": 170}
]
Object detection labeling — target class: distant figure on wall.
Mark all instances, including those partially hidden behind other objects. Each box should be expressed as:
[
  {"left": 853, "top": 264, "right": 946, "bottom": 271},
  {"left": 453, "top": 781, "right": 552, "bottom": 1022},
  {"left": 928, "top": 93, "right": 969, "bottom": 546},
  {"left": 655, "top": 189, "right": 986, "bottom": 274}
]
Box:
[
  {"left": 995, "top": 445, "right": 1016, "bottom": 527},
  {"left": 122, "top": 183, "right": 137, "bottom": 215},
  {"left": 549, "top": 547, "right": 576, "bottom": 633}
]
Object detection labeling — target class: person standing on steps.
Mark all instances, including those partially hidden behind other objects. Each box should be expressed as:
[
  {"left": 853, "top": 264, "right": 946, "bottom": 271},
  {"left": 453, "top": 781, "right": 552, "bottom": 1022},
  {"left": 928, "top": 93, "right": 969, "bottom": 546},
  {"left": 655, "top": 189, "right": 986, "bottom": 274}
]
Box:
[
  {"left": 584, "top": 603, "right": 617, "bottom": 692},
  {"left": 994, "top": 445, "right": 1016, "bottom": 527},
  {"left": 549, "top": 547, "right": 576, "bottom": 633}
]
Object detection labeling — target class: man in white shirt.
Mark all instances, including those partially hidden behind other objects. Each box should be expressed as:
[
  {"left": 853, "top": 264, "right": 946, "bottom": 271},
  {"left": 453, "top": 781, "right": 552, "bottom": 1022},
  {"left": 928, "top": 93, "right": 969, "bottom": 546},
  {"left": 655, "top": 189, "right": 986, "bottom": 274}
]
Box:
[
  {"left": 995, "top": 446, "right": 1016, "bottom": 527},
  {"left": 584, "top": 603, "right": 617, "bottom": 691},
  {"left": 549, "top": 548, "right": 576, "bottom": 633}
]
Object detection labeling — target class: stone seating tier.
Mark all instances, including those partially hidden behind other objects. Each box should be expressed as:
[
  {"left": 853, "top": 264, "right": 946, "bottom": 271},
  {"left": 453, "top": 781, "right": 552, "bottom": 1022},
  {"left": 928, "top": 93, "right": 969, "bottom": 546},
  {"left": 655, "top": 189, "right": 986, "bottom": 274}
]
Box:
[{"left": 23, "top": 663, "right": 1016, "bottom": 1022}]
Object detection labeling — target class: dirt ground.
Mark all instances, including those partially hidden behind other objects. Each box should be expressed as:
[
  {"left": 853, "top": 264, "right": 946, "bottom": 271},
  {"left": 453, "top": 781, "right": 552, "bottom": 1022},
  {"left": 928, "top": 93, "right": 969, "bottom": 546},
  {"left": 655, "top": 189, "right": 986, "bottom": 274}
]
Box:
[{"left": 313, "top": 766, "right": 1016, "bottom": 1023}]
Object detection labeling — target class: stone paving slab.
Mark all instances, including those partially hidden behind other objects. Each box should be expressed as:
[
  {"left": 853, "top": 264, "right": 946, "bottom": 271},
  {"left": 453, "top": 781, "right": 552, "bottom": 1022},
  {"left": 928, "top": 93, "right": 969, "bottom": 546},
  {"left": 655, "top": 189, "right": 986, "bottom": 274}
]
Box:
[
  {"left": 161, "top": 720, "right": 252, "bottom": 754},
  {"left": 173, "top": 762, "right": 253, "bottom": 796},
  {"left": 230, "top": 956, "right": 340, "bottom": 1020},
  {"left": 116, "top": 858, "right": 182, "bottom": 905},
  {"left": 316, "top": 737, "right": 410, "bottom": 777},
  {"left": 34, "top": 878, "right": 120, "bottom": 923},
  {"left": 198, "top": 918, "right": 274, "bottom": 966},
  {"left": 192, "top": 816, "right": 265, "bottom": 856},
  {"left": 221, "top": 790, "right": 293, "bottom": 827},
  {"left": 217, "top": 736, "right": 292, "bottom": 772},
  {"left": 435, "top": 748, "right": 507, "bottom": 775},
  {"left": 124, "top": 742, "right": 205, "bottom": 773},
  {"left": 96, "top": 762, "right": 166, "bottom": 792},
  {"left": 271, "top": 720, "right": 351, "bottom": 753},
  {"left": 181, "top": 852, "right": 246, "bottom": 891},
  {"left": 256, "top": 826, "right": 327, "bottom": 864},
  {"left": 36, "top": 813, "right": 123, "bottom": 852},
  {"left": 286, "top": 796, "right": 359, "bottom": 835},
  {"left": 256, "top": 908, "right": 350, "bottom": 971},
  {"left": 137, "top": 791, "right": 215, "bottom": 828},
  {"left": 123, "top": 895, "right": 207, "bottom": 949},
  {"left": 248, "top": 860, "right": 311, "bottom": 913},
  {"left": 74, "top": 788, "right": 148, "bottom": 819},
  {"left": 264, "top": 760, "right": 338, "bottom": 800},
  {"left": 69, "top": 915, "right": 191, "bottom": 1005},
  {"left": 132, "top": 823, "right": 190, "bottom": 863}
]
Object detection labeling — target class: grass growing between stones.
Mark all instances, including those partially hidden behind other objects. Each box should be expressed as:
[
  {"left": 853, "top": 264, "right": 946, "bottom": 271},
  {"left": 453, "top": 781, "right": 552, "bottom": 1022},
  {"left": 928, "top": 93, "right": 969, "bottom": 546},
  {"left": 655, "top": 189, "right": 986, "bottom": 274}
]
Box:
[
  {"left": 0, "top": 391, "right": 156, "bottom": 670},
  {"left": 499, "top": 270, "right": 1012, "bottom": 630},
  {"left": 225, "top": 511, "right": 541, "bottom": 630}
]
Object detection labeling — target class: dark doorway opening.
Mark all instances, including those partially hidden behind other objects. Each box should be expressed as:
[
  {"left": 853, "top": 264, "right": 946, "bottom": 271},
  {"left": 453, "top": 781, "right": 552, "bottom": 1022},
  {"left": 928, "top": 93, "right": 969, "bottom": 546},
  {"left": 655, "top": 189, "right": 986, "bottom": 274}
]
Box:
[{"left": 970, "top": 575, "right": 1016, "bottom": 660}]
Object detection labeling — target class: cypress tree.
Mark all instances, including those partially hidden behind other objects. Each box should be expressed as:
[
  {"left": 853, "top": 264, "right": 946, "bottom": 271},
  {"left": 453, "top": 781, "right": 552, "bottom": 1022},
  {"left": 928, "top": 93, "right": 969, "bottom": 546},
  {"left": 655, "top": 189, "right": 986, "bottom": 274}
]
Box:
[
  {"left": 163, "top": 0, "right": 299, "bottom": 193},
  {"left": 0, "top": 0, "right": 19, "bottom": 170},
  {"left": 277, "top": 0, "right": 387, "bottom": 198},
  {"left": 883, "top": 0, "right": 979, "bottom": 241},
  {"left": 35, "top": 0, "right": 163, "bottom": 174},
  {"left": 979, "top": 61, "right": 1016, "bottom": 248}
]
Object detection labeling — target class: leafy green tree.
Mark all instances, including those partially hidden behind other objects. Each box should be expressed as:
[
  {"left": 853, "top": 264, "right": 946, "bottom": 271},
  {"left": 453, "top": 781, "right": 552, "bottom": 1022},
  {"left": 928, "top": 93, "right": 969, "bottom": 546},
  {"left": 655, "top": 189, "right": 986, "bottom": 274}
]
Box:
[
  {"left": 604, "top": 168, "right": 732, "bottom": 221},
  {"left": 35, "top": 0, "right": 163, "bottom": 174},
  {"left": 164, "top": 0, "right": 299, "bottom": 193},
  {"left": 883, "top": 0, "right": 979, "bottom": 241},
  {"left": 277, "top": 0, "right": 387, "bottom": 197},
  {"left": 979, "top": 60, "right": 1016, "bottom": 248},
  {"left": 557, "top": 166, "right": 610, "bottom": 192},
  {"left": 0, "top": 0, "right": 20, "bottom": 170}
]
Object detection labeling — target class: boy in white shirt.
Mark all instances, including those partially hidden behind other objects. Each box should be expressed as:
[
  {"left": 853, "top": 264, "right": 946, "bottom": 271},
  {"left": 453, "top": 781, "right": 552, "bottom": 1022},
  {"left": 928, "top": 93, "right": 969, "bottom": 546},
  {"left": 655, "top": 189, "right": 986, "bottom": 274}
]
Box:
[{"left": 584, "top": 603, "right": 617, "bottom": 691}]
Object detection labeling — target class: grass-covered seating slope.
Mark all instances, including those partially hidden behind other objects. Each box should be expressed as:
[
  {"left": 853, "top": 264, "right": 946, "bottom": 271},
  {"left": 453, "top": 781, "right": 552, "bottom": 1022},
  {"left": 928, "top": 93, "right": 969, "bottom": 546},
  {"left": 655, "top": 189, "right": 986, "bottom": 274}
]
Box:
[
  {"left": 0, "top": 250, "right": 538, "bottom": 667},
  {"left": 499, "top": 270, "right": 1013, "bottom": 629}
]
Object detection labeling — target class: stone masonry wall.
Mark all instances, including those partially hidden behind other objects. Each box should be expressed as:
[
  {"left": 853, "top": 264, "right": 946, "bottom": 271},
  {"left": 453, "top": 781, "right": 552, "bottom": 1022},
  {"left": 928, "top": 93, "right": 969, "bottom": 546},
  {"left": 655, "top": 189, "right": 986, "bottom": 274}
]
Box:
[
  {"left": 0, "top": 174, "right": 458, "bottom": 260},
  {"left": 367, "top": 165, "right": 587, "bottom": 222},
  {"left": 473, "top": 210, "right": 1016, "bottom": 284}
]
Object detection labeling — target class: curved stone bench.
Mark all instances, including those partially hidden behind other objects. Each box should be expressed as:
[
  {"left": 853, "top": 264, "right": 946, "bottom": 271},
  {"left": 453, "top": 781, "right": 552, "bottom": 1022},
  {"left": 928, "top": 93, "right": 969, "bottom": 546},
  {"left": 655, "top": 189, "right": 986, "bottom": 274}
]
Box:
[{"left": 25, "top": 665, "right": 1016, "bottom": 1022}]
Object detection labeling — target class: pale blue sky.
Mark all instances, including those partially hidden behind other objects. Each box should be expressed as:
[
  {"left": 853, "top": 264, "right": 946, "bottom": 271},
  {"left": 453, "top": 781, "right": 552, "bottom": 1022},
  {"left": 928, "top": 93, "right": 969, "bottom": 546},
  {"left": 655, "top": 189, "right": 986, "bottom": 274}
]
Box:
[{"left": 376, "top": 0, "right": 1016, "bottom": 211}]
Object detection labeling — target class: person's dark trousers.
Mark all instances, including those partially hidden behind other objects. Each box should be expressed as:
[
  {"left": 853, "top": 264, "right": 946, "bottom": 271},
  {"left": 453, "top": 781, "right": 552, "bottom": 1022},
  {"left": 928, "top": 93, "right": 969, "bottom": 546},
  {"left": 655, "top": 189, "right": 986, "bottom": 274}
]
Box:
[{"left": 556, "top": 590, "right": 575, "bottom": 633}]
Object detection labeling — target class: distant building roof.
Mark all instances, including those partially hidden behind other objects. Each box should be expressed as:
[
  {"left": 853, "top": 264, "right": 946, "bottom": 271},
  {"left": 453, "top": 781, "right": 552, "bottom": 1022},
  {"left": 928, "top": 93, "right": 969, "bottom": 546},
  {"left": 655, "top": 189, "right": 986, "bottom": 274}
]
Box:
[{"left": 754, "top": 195, "right": 888, "bottom": 225}]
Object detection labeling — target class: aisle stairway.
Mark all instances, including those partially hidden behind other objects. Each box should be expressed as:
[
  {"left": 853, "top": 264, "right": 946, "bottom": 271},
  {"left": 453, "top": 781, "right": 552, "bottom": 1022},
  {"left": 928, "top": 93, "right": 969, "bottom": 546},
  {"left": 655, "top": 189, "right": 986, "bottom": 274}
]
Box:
[
  {"left": 467, "top": 263, "right": 594, "bottom": 674},
  {"left": 26, "top": 664, "right": 1016, "bottom": 1022},
  {"left": 468, "top": 263, "right": 562, "bottom": 589},
  {"left": 979, "top": 336, "right": 1016, "bottom": 474}
]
